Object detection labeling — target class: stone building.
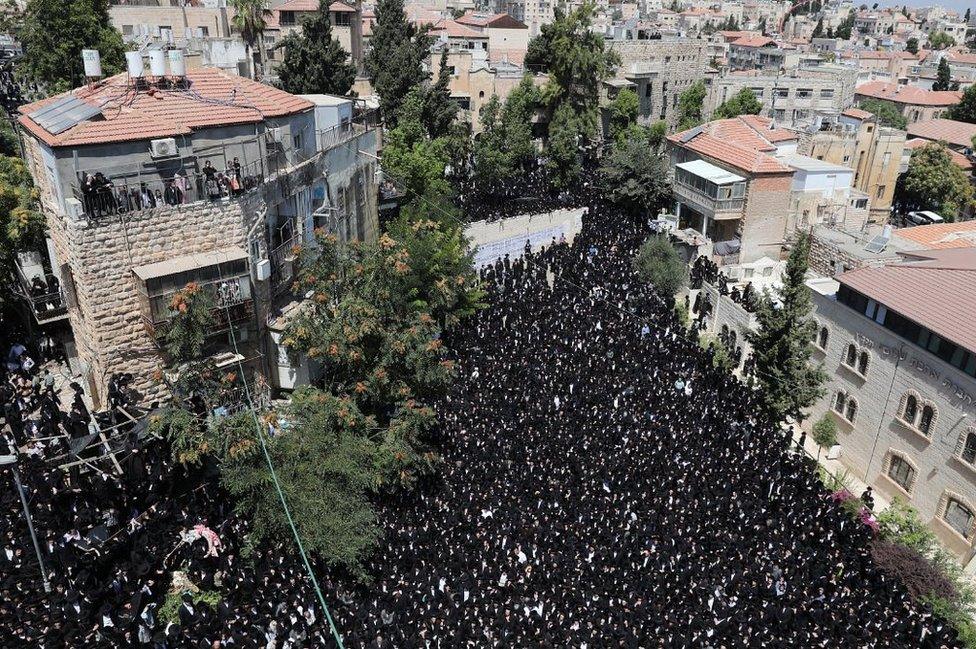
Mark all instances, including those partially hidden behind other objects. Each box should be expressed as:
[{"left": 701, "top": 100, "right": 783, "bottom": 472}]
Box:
[
  {"left": 800, "top": 108, "right": 906, "bottom": 223},
  {"left": 273, "top": 0, "right": 364, "bottom": 70},
  {"left": 605, "top": 38, "right": 709, "bottom": 131},
  {"left": 854, "top": 82, "right": 962, "bottom": 125},
  {"left": 17, "top": 65, "right": 380, "bottom": 405},
  {"left": 708, "top": 65, "right": 858, "bottom": 130},
  {"left": 804, "top": 249, "right": 976, "bottom": 563}
]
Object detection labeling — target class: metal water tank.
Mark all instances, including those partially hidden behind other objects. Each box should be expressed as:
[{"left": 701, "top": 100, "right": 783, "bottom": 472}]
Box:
[
  {"left": 167, "top": 49, "right": 186, "bottom": 78},
  {"left": 81, "top": 49, "right": 102, "bottom": 78},
  {"left": 125, "top": 51, "right": 144, "bottom": 79},
  {"left": 148, "top": 50, "right": 166, "bottom": 77}
]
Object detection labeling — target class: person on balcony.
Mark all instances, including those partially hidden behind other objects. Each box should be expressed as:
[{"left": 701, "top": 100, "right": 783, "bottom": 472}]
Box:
[
  {"left": 163, "top": 181, "right": 182, "bottom": 207},
  {"left": 138, "top": 184, "right": 156, "bottom": 210}
]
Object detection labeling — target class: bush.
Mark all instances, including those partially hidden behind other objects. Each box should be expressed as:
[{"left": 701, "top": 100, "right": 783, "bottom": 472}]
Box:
[
  {"left": 699, "top": 333, "right": 734, "bottom": 372},
  {"left": 871, "top": 540, "right": 959, "bottom": 602},
  {"left": 633, "top": 235, "right": 687, "bottom": 297},
  {"left": 812, "top": 414, "right": 837, "bottom": 449}
]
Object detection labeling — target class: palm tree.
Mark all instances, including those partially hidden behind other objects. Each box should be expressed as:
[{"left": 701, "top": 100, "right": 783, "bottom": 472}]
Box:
[{"left": 230, "top": 0, "right": 272, "bottom": 80}]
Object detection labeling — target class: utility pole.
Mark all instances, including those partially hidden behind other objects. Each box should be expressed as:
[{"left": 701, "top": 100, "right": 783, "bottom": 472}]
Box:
[{"left": 1, "top": 455, "right": 51, "bottom": 593}]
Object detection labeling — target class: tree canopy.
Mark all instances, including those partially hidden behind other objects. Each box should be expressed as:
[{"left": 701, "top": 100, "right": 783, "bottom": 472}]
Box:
[
  {"left": 274, "top": 0, "right": 356, "bottom": 96},
  {"left": 712, "top": 88, "right": 762, "bottom": 120},
  {"left": 364, "top": 0, "right": 433, "bottom": 125},
  {"left": 606, "top": 88, "right": 638, "bottom": 144},
  {"left": 381, "top": 87, "right": 453, "bottom": 203},
  {"left": 0, "top": 153, "right": 45, "bottom": 309},
  {"left": 16, "top": 0, "right": 124, "bottom": 93},
  {"left": 947, "top": 85, "right": 976, "bottom": 124},
  {"left": 897, "top": 142, "right": 974, "bottom": 221},
  {"left": 472, "top": 75, "right": 541, "bottom": 191},
  {"left": 932, "top": 58, "right": 956, "bottom": 91},
  {"left": 746, "top": 233, "right": 827, "bottom": 424},
  {"left": 928, "top": 31, "right": 956, "bottom": 50},
  {"left": 905, "top": 37, "right": 918, "bottom": 54},
  {"left": 599, "top": 130, "right": 672, "bottom": 216},
  {"left": 677, "top": 80, "right": 707, "bottom": 130},
  {"left": 857, "top": 99, "right": 907, "bottom": 130},
  {"left": 230, "top": 0, "right": 272, "bottom": 79},
  {"left": 424, "top": 50, "right": 459, "bottom": 140},
  {"left": 633, "top": 235, "right": 687, "bottom": 298}
]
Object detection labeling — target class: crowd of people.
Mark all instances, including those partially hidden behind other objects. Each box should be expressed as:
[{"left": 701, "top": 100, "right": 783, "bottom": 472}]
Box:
[{"left": 0, "top": 195, "right": 963, "bottom": 646}]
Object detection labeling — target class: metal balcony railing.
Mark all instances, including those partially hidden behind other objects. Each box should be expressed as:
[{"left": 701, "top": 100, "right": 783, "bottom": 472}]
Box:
[
  {"left": 13, "top": 260, "right": 68, "bottom": 324},
  {"left": 674, "top": 180, "right": 745, "bottom": 216},
  {"left": 72, "top": 117, "right": 375, "bottom": 223}
]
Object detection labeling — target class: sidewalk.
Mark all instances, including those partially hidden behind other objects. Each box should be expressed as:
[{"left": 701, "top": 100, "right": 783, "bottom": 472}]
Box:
[{"left": 790, "top": 426, "right": 892, "bottom": 512}]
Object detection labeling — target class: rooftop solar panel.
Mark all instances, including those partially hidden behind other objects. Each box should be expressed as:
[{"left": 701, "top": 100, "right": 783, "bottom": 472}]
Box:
[{"left": 28, "top": 95, "right": 102, "bottom": 135}]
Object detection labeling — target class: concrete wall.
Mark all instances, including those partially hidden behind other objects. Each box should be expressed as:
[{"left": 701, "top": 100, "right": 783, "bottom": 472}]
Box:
[
  {"left": 110, "top": 5, "right": 232, "bottom": 41},
  {"left": 740, "top": 173, "right": 792, "bottom": 263},
  {"left": 805, "top": 291, "right": 976, "bottom": 560}
]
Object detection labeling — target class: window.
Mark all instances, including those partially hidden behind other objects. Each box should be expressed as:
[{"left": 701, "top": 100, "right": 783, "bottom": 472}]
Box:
[
  {"left": 292, "top": 133, "right": 302, "bottom": 151},
  {"left": 962, "top": 431, "right": 976, "bottom": 465},
  {"left": 775, "top": 88, "right": 789, "bottom": 98},
  {"left": 796, "top": 88, "right": 814, "bottom": 98},
  {"left": 820, "top": 88, "right": 834, "bottom": 98},
  {"left": 919, "top": 405, "right": 935, "bottom": 436},
  {"left": 882, "top": 151, "right": 891, "bottom": 167},
  {"left": 876, "top": 184, "right": 886, "bottom": 199},
  {"left": 846, "top": 343, "right": 857, "bottom": 366},
  {"left": 334, "top": 12, "right": 352, "bottom": 26},
  {"left": 902, "top": 394, "right": 918, "bottom": 424},
  {"left": 944, "top": 498, "right": 975, "bottom": 538},
  {"left": 818, "top": 326, "right": 829, "bottom": 349},
  {"left": 887, "top": 454, "right": 916, "bottom": 493},
  {"left": 122, "top": 24, "right": 134, "bottom": 36},
  {"left": 834, "top": 390, "right": 846, "bottom": 413},
  {"left": 845, "top": 398, "right": 858, "bottom": 424},
  {"left": 857, "top": 351, "right": 869, "bottom": 376}
]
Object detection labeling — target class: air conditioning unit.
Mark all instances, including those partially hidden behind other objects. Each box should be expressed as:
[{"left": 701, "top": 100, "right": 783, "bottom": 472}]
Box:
[
  {"left": 255, "top": 258, "right": 271, "bottom": 281},
  {"left": 150, "top": 137, "right": 177, "bottom": 158},
  {"left": 265, "top": 127, "right": 286, "bottom": 143}
]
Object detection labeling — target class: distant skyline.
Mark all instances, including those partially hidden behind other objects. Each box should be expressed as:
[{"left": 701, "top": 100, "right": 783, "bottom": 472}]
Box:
[{"left": 880, "top": 1, "right": 973, "bottom": 16}]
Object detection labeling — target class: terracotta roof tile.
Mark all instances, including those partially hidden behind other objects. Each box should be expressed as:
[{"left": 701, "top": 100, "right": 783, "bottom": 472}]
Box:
[
  {"left": 19, "top": 68, "right": 313, "bottom": 148},
  {"left": 842, "top": 107, "right": 874, "bottom": 120},
  {"left": 855, "top": 81, "right": 962, "bottom": 107},
  {"left": 904, "top": 138, "right": 973, "bottom": 170},
  {"left": 893, "top": 221, "right": 976, "bottom": 250},
  {"left": 837, "top": 249, "right": 976, "bottom": 353},
  {"left": 668, "top": 131, "right": 793, "bottom": 174},
  {"left": 431, "top": 18, "right": 488, "bottom": 38},
  {"left": 731, "top": 36, "right": 776, "bottom": 48},
  {"left": 907, "top": 118, "right": 976, "bottom": 150}
]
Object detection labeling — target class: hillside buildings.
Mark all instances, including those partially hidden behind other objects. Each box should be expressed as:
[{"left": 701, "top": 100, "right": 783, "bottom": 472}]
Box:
[
  {"left": 854, "top": 82, "right": 962, "bottom": 125},
  {"left": 16, "top": 62, "right": 380, "bottom": 404}
]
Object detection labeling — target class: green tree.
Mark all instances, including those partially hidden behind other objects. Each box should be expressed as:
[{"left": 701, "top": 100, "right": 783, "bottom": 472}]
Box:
[
  {"left": 678, "top": 80, "right": 707, "bottom": 130},
  {"left": 274, "top": 0, "right": 356, "bottom": 96},
  {"left": 933, "top": 57, "right": 954, "bottom": 91},
  {"left": 898, "top": 142, "right": 974, "bottom": 221},
  {"left": 905, "top": 37, "right": 919, "bottom": 54},
  {"left": 857, "top": 98, "right": 908, "bottom": 129},
  {"left": 812, "top": 17, "right": 824, "bottom": 38},
  {"left": 948, "top": 85, "right": 976, "bottom": 124},
  {"left": 471, "top": 76, "right": 541, "bottom": 190},
  {"left": 811, "top": 414, "right": 837, "bottom": 451},
  {"left": 835, "top": 10, "right": 855, "bottom": 39},
  {"left": 607, "top": 88, "right": 638, "bottom": 143},
  {"left": 712, "top": 88, "right": 763, "bottom": 119},
  {"left": 230, "top": 0, "right": 272, "bottom": 80},
  {"left": 16, "top": 0, "right": 124, "bottom": 93},
  {"left": 746, "top": 232, "right": 827, "bottom": 424},
  {"left": 0, "top": 154, "right": 45, "bottom": 309},
  {"left": 757, "top": 16, "right": 766, "bottom": 35},
  {"left": 364, "top": 0, "right": 433, "bottom": 125},
  {"left": 928, "top": 31, "right": 956, "bottom": 50},
  {"left": 472, "top": 95, "right": 511, "bottom": 187},
  {"left": 381, "top": 87, "right": 451, "bottom": 202},
  {"left": 424, "top": 50, "right": 459, "bottom": 140},
  {"left": 700, "top": 334, "right": 734, "bottom": 372},
  {"left": 633, "top": 234, "right": 687, "bottom": 298},
  {"left": 599, "top": 131, "right": 672, "bottom": 215},
  {"left": 0, "top": 119, "right": 20, "bottom": 158},
  {"left": 163, "top": 282, "right": 215, "bottom": 365},
  {"left": 546, "top": 101, "right": 585, "bottom": 188}
]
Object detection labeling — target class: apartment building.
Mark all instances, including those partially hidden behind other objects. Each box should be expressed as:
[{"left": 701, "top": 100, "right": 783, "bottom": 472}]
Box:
[
  {"left": 455, "top": 11, "right": 530, "bottom": 60},
  {"left": 854, "top": 82, "right": 962, "bottom": 124},
  {"left": 16, "top": 61, "right": 380, "bottom": 403},
  {"left": 708, "top": 66, "right": 858, "bottom": 130},
  {"left": 274, "top": 0, "right": 364, "bottom": 69},
  {"left": 840, "top": 50, "right": 920, "bottom": 84},
  {"left": 804, "top": 249, "right": 976, "bottom": 563},
  {"left": 606, "top": 38, "right": 709, "bottom": 131},
  {"left": 802, "top": 108, "right": 906, "bottom": 222}
]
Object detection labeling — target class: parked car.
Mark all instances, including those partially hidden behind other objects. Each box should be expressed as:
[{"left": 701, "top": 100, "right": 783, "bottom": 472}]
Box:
[{"left": 904, "top": 211, "right": 945, "bottom": 227}]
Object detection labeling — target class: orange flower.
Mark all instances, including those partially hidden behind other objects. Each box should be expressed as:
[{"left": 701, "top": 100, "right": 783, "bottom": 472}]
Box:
[{"left": 355, "top": 382, "right": 367, "bottom": 393}]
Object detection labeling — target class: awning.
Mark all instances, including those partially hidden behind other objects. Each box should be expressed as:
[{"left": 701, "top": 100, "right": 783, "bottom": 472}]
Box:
[
  {"left": 133, "top": 247, "right": 248, "bottom": 282},
  {"left": 676, "top": 160, "right": 745, "bottom": 185}
]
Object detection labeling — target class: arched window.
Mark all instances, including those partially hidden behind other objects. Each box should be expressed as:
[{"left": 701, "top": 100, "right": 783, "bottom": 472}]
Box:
[
  {"left": 858, "top": 351, "right": 869, "bottom": 376},
  {"left": 834, "top": 391, "right": 846, "bottom": 413},
  {"left": 902, "top": 394, "right": 918, "bottom": 424},
  {"left": 818, "top": 326, "right": 829, "bottom": 349},
  {"left": 722, "top": 324, "right": 729, "bottom": 338},
  {"left": 729, "top": 330, "right": 737, "bottom": 347},
  {"left": 888, "top": 454, "right": 916, "bottom": 493},
  {"left": 963, "top": 432, "right": 976, "bottom": 465},
  {"left": 944, "top": 498, "right": 975, "bottom": 538},
  {"left": 845, "top": 398, "right": 858, "bottom": 424},
  {"left": 919, "top": 405, "right": 935, "bottom": 436},
  {"left": 845, "top": 343, "right": 857, "bottom": 366}
]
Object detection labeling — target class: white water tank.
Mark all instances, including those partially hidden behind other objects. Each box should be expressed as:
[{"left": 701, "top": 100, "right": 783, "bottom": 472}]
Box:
[
  {"left": 125, "top": 51, "right": 144, "bottom": 79},
  {"left": 167, "top": 49, "right": 186, "bottom": 77},
  {"left": 81, "top": 49, "right": 102, "bottom": 78},
  {"left": 148, "top": 50, "right": 166, "bottom": 77}
]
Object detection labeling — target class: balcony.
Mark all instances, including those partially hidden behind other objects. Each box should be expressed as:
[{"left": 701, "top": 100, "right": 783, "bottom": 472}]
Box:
[
  {"left": 72, "top": 116, "right": 376, "bottom": 223},
  {"left": 13, "top": 254, "right": 69, "bottom": 325},
  {"left": 674, "top": 160, "right": 746, "bottom": 220}
]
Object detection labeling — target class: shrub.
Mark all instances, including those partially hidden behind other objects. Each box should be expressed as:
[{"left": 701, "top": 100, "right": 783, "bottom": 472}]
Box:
[
  {"left": 633, "top": 235, "right": 687, "bottom": 297},
  {"left": 812, "top": 414, "right": 837, "bottom": 449},
  {"left": 870, "top": 540, "right": 958, "bottom": 602}
]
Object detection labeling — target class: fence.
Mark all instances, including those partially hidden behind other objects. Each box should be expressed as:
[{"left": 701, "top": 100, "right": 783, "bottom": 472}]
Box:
[{"left": 73, "top": 120, "right": 372, "bottom": 222}]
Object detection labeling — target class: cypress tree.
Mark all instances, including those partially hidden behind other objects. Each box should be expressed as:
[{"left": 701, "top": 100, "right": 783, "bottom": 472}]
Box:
[{"left": 275, "top": 0, "right": 356, "bottom": 96}]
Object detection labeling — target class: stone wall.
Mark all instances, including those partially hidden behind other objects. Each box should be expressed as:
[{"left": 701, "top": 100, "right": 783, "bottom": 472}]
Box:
[{"left": 740, "top": 174, "right": 792, "bottom": 263}]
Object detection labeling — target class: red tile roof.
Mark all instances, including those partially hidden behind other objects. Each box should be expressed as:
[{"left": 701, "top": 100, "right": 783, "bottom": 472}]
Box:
[
  {"left": 456, "top": 11, "right": 526, "bottom": 28},
  {"left": 893, "top": 221, "right": 976, "bottom": 250},
  {"left": 904, "top": 138, "right": 973, "bottom": 170},
  {"left": 19, "top": 68, "right": 313, "bottom": 148},
  {"left": 837, "top": 248, "right": 976, "bottom": 354},
  {"left": 907, "top": 118, "right": 976, "bottom": 150},
  {"left": 855, "top": 81, "right": 962, "bottom": 106},
  {"left": 842, "top": 107, "right": 874, "bottom": 120},
  {"left": 731, "top": 36, "right": 776, "bottom": 48},
  {"left": 431, "top": 18, "right": 488, "bottom": 39},
  {"left": 668, "top": 125, "right": 793, "bottom": 175}
]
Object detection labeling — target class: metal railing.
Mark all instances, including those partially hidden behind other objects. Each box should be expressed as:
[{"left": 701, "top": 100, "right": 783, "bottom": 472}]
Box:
[
  {"left": 269, "top": 233, "right": 300, "bottom": 295},
  {"left": 73, "top": 119, "right": 373, "bottom": 222},
  {"left": 674, "top": 180, "right": 745, "bottom": 215},
  {"left": 13, "top": 261, "right": 68, "bottom": 324}
]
